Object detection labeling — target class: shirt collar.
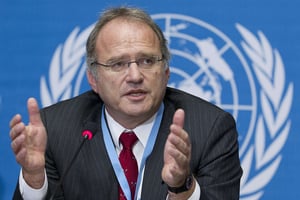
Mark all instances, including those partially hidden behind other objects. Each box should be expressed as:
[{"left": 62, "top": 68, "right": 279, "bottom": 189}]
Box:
[{"left": 104, "top": 109, "right": 157, "bottom": 150}]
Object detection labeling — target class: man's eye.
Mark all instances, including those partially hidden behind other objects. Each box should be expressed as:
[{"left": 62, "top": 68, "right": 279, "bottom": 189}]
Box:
[
  {"left": 112, "top": 61, "right": 126, "bottom": 68},
  {"left": 141, "top": 57, "right": 154, "bottom": 65}
]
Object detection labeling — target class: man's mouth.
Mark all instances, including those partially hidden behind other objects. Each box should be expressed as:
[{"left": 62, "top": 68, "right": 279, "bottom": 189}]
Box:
[{"left": 125, "top": 89, "right": 147, "bottom": 99}]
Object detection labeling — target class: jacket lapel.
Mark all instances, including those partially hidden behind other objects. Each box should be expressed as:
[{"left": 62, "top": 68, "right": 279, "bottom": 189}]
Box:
[{"left": 141, "top": 102, "right": 175, "bottom": 199}]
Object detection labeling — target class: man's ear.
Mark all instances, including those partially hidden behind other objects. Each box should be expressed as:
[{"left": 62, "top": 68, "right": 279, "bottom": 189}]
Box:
[
  {"left": 86, "top": 70, "right": 98, "bottom": 93},
  {"left": 166, "top": 67, "right": 170, "bottom": 80}
]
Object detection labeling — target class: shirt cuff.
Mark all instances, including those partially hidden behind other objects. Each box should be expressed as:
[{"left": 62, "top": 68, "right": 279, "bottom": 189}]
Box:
[
  {"left": 187, "top": 180, "right": 201, "bottom": 200},
  {"left": 19, "top": 169, "right": 48, "bottom": 200}
]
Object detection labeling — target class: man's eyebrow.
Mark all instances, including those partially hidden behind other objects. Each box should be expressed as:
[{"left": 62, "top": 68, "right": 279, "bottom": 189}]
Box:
[
  {"left": 105, "top": 52, "right": 157, "bottom": 63},
  {"left": 104, "top": 55, "right": 130, "bottom": 63}
]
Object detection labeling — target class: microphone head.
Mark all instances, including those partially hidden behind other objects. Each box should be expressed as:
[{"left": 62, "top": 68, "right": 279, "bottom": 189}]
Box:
[
  {"left": 81, "top": 122, "right": 98, "bottom": 140},
  {"left": 82, "top": 130, "right": 93, "bottom": 140}
]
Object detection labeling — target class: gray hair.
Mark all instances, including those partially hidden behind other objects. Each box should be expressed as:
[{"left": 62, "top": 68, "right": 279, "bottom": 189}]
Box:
[{"left": 86, "top": 6, "right": 170, "bottom": 77}]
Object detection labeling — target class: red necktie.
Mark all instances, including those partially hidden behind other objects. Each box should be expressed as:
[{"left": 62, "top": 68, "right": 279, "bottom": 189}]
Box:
[{"left": 119, "top": 131, "right": 138, "bottom": 200}]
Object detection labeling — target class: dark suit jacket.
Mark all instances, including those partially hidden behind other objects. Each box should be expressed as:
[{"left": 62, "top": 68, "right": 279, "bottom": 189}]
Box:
[{"left": 13, "top": 87, "right": 242, "bottom": 200}]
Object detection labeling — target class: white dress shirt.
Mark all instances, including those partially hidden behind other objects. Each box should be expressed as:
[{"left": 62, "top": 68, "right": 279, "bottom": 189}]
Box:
[{"left": 19, "top": 109, "right": 200, "bottom": 199}]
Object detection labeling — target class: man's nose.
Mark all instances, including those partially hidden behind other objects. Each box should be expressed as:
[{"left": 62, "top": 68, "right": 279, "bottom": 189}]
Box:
[{"left": 125, "top": 62, "right": 143, "bottom": 82}]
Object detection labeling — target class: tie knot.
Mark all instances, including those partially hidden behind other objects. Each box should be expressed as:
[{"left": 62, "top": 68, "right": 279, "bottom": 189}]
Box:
[{"left": 119, "top": 131, "right": 138, "bottom": 150}]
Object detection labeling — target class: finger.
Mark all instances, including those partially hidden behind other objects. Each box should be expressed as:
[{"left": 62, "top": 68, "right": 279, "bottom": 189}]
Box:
[
  {"left": 27, "top": 98, "right": 42, "bottom": 126},
  {"left": 172, "top": 109, "right": 185, "bottom": 128},
  {"left": 170, "top": 123, "right": 190, "bottom": 146},
  {"left": 167, "top": 145, "right": 189, "bottom": 165},
  {"left": 9, "top": 122, "right": 25, "bottom": 140},
  {"left": 11, "top": 133, "right": 25, "bottom": 154},
  {"left": 9, "top": 114, "right": 22, "bottom": 128},
  {"left": 168, "top": 134, "right": 191, "bottom": 158},
  {"left": 170, "top": 109, "right": 190, "bottom": 154}
]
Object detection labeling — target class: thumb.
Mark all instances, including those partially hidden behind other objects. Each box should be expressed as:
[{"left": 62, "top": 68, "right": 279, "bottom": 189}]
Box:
[
  {"left": 27, "top": 97, "right": 42, "bottom": 126},
  {"left": 172, "top": 108, "right": 185, "bottom": 128}
]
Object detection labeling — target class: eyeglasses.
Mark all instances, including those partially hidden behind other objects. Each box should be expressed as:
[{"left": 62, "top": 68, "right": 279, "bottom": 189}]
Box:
[{"left": 92, "top": 55, "right": 164, "bottom": 72}]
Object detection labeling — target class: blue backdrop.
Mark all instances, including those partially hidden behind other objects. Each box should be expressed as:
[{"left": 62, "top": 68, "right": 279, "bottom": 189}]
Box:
[{"left": 1, "top": 0, "right": 299, "bottom": 199}]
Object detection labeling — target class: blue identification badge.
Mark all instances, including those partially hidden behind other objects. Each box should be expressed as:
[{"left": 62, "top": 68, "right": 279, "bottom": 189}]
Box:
[{"left": 101, "top": 103, "right": 164, "bottom": 200}]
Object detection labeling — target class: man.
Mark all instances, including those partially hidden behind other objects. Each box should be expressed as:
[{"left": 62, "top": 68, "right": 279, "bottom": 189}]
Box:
[{"left": 9, "top": 6, "right": 242, "bottom": 200}]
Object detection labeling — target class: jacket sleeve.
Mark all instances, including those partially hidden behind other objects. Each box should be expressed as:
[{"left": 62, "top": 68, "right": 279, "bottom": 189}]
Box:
[{"left": 196, "top": 112, "right": 242, "bottom": 200}]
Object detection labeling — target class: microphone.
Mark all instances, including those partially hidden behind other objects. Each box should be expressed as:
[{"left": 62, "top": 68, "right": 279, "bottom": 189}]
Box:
[{"left": 49, "top": 122, "right": 98, "bottom": 200}]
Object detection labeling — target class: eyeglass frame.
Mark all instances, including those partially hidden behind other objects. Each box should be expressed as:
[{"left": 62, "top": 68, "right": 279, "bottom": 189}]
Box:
[{"left": 91, "top": 55, "right": 165, "bottom": 72}]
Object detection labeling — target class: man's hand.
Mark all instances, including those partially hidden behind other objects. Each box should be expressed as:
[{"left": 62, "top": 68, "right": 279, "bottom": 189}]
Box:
[
  {"left": 9, "top": 97, "right": 47, "bottom": 188},
  {"left": 162, "top": 109, "right": 195, "bottom": 198}
]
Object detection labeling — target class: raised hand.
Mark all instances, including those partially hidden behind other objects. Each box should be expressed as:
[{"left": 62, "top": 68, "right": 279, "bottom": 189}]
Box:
[
  {"left": 9, "top": 97, "right": 47, "bottom": 188},
  {"left": 162, "top": 108, "right": 194, "bottom": 197}
]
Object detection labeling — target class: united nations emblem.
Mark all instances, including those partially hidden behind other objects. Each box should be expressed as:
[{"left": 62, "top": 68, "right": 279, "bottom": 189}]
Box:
[{"left": 40, "top": 13, "right": 294, "bottom": 199}]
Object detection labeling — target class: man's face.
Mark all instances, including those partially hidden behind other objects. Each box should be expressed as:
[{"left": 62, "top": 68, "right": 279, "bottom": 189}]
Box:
[{"left": 87, "top": 18, "right": 169, "bottom": 129}]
